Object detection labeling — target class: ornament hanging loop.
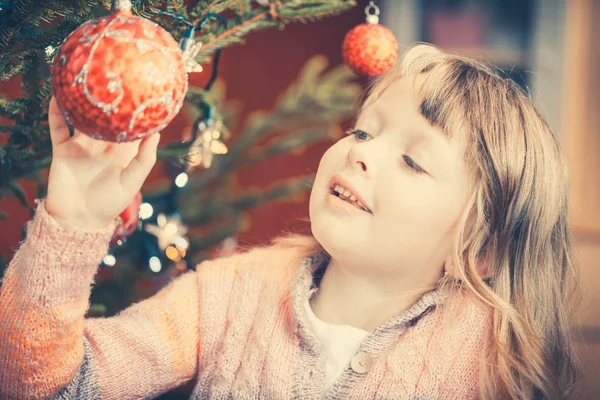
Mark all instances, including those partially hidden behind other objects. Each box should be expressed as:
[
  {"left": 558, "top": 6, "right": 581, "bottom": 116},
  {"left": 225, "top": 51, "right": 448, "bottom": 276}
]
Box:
[
  {"left": 365, "top": 1, "right": 380, "bottom": 24},
  {"left": 112, "top": 0, "right": 132, "bottom": 13}
]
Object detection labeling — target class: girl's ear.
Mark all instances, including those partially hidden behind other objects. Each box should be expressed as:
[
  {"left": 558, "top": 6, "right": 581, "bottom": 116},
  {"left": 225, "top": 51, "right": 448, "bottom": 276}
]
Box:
[
  {"left": 475, "top": 248, "right": 493, "bottom": 279},
  {"left": 443, "top": 253, "right": 455, "bottom": 277}
]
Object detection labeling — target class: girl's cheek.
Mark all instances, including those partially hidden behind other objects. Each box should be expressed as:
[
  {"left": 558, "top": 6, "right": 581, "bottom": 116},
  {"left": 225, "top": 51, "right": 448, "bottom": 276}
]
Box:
[{"left": 323, "top": 145, "right": 346, "bottom": 164}]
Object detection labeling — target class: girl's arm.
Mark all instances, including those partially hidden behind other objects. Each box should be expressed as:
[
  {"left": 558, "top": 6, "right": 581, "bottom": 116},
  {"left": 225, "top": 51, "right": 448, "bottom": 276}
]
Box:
[{"left": 0, "top": 201, "right": 200, "bottom": 400}]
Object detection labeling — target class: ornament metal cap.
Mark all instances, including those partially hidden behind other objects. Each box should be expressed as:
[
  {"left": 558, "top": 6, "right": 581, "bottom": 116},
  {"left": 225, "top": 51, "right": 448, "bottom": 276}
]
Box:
[
  {"left": 365, "top": 1, "right": 380, "bottom": 24},
  {"left": 112, "top": 0, "right": 132, "bottom": 13}
]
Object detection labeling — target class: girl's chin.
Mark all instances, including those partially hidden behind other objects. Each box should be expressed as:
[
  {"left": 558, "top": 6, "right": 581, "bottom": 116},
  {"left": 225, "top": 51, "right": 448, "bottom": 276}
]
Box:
[{"left": 313, "top": 228, "right": 366, "bottom": 254}]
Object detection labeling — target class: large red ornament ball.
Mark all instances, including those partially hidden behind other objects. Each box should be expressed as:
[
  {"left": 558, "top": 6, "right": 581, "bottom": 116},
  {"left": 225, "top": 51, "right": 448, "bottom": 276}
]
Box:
[
  {"left": 52, "top": 10, "right": 188, "bottom": 142},
  {"left": 342, "top": 23, "right": 398, "bottom": 77},
  {"left": 111, "top": 191, "right": 143, "bottom": 245}
]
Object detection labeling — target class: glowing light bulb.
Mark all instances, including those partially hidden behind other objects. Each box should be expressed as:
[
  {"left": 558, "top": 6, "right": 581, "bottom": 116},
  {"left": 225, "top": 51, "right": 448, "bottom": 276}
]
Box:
[
  {"left": 102, "top": 254, "right": 116, "bottom": 267},
  {"left": 139, "top": 202, "right": 154, "bottom": 220},
  {"left": 175, "top": 172, "right": 188, "bottom": 188},
  {"left": 149, "top": 256, "right": 162, "bottom": 272}
]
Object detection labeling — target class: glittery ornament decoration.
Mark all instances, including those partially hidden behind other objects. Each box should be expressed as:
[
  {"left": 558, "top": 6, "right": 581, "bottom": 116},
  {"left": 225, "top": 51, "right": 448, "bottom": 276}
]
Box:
[
  {"left": 111, "top": 191, "right": 142, "bottom": 245},
  {"left": 51, "top": 0, "right": 188, "bottom": 142},
  {"left": 145, "top": 213, "right": 189, "bottom": 251},
  {"left": 182, "top": 41, "right": 204, "bottom": 74},
  {"left": 342, "top": 1, "right": 398, "bottom": 77}
]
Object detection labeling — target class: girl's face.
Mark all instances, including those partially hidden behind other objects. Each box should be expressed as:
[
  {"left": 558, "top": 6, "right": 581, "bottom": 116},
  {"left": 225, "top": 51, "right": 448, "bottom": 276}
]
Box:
[{"left": 309, "top": 77, "right": 471, "bottom": 284}]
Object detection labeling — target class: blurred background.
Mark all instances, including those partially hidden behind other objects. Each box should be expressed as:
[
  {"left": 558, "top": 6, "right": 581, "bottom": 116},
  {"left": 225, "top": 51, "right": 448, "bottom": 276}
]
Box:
[
  {"left": 0, "top": 0, "right": 598, "bottom": 398},
  {"left": 382, "top": 1, "right": 600, "bottom": 398}
]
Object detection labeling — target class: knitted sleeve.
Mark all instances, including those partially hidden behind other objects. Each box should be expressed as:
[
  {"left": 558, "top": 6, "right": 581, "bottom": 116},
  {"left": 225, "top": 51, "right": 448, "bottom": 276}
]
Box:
[{"left": 0, "top": 200, "right": 200, "bottom": 400}]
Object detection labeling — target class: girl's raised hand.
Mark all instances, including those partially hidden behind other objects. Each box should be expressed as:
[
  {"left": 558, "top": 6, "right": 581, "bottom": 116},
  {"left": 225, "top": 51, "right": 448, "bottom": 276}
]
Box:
[{"left": 45, "top": 96, "right": 160, "bottom": 230}]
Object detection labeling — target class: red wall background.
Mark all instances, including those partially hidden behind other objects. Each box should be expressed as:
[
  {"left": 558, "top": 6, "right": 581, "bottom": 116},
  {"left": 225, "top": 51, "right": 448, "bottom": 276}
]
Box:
[{"left": 0, "top": 5, "right": 366, "bottom": 258}]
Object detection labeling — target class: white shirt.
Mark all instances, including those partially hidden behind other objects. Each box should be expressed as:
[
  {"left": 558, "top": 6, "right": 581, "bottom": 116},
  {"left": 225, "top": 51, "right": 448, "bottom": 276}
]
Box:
[{"left": 304, "top": 297, "right": 370, "bottom": 393}]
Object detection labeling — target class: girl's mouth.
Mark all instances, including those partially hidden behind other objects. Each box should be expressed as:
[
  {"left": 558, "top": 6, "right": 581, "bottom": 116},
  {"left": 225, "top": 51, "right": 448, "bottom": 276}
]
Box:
[{"left": 330, "top": 185, "right": 372, "bottom": 213}]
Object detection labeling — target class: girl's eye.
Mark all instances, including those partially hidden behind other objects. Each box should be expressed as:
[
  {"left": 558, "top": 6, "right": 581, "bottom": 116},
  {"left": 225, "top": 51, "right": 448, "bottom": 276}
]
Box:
[
  {"left": 403, "top": 155, "right": 425, "bottom": 174},
  {"left": 347, "top": 129, "right": 371, "bottom": 141},
  {"left": 347, "top": 129, "right": 427, "bottom": 174}
]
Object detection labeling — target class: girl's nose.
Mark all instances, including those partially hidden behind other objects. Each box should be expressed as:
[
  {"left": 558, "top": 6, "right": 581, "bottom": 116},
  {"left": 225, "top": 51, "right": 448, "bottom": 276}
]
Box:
[{"left": 347, "top": 143, "right": 374, "bottom": 177}]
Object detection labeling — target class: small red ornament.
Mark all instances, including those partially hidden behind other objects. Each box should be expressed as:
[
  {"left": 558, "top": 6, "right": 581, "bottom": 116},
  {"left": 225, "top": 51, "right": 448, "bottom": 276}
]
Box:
[
  {"left": 52, "top": 0, "right": 188, "bottom": 142},
  {"left": 342, "top": 2, "right": 398, "bottom": 77},
  {"left": 111, "top": 191, "right": 143, "bottom": 245}
]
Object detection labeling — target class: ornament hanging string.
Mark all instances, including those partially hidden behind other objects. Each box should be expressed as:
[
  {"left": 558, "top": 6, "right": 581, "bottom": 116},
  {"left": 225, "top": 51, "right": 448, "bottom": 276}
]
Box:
[
  {"left": 156, "top": 11, "right": 227, "bottom": 91},
  {"left": 112, "top": 0, "right": 132, "bottom": 12},
  {"left": 151, "top": 9, "right": 228, "bottom": 204},
  {"left": 146, "top": 9, "right": 227, "bottom": 272},
  {"left": 365, "top": 1, "right": 380, "bottom": 24}
]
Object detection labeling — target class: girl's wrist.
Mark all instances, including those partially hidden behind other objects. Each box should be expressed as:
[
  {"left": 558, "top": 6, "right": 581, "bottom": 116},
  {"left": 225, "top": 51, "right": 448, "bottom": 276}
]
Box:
[{"left": 44, "top": 202, "right": 115, "bottom": 231}]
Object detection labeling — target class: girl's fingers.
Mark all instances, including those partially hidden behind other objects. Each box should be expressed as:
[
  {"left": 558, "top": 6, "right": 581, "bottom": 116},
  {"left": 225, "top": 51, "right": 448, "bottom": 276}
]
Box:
[
  {"left": 106, "top": 138, "right": 143, "bottom": 167},
  {"left": 48, "top": 97, "right": 71, "bottom": 147},
  {"left": 119, "top": 133, "right": 160, "bottom": 194}
]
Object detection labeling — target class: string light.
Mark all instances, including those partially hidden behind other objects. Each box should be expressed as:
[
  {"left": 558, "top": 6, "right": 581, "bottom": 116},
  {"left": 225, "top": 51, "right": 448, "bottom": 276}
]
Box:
[
  {"left": 173, "top": 235, "right": 189, "bottom": 250},
  {"left": 166, "top": 245, "right": 184, "bottom": 262},
  {"left": 165, "top": 235, "right": 189, "bottom": 262},
  {"left": 149, "top": 256, "right": 162, "bottom": 272},
  {"left": 102, "top": 254, "right": 117, "bottom": 267},
  {"left": 174, "top": 172, "right": 189, "bottom": 188},
  {"left": 139, "top": 202, "right": 154, "bottom": 220},
  {"left": 144, "top": 213, "right": 188, "bottom": 250},
  {"left": 45, "top": 45, "right": 56, "bottom": 57},
  {"left": 109, "top": 11, "right": 228, "bottom": 273}
]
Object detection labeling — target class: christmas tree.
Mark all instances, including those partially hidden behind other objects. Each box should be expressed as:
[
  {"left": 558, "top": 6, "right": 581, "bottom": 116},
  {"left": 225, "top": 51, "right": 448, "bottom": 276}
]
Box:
[{"left": 0, "top": 0, "right": 362, "bottom": 320}]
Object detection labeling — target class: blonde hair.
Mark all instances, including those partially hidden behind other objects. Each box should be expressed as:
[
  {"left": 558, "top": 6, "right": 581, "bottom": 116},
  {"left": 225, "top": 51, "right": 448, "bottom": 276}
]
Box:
[{"left": 272, "top": 43, "right": 579, "bottom": 399}]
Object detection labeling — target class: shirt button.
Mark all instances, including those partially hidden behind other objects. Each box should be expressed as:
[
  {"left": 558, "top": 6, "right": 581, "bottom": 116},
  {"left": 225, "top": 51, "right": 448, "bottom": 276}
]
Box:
[{"left": 350, "top": 351, "right": 373, "bottom": 374}]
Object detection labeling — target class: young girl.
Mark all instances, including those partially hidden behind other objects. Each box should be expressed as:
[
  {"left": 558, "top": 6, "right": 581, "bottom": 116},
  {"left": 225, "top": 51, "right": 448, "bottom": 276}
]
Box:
[{"left": 0, "top": 44, "right": 579, "bottom": 399}]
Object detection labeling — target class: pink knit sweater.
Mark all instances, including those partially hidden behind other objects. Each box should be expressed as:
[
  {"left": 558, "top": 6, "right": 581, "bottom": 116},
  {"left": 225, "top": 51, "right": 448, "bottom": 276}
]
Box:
[{"left": 0, "top": 201, "right": 492, "bottom": 399}]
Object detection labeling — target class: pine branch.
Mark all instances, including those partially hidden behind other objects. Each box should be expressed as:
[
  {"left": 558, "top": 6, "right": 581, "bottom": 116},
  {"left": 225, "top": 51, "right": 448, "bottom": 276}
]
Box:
[
  {"left": 240, "top": 125, "right": 342, "bottom": 165},
  {"left": 0, "top": 57, "right": 26, "bottom": 82},
  {"left": 191, "top": 1, "right": 356, "bottom": 63},
  {"left": 229, "top": 0, "right": 252, "bottom": 17},
  {"left": 3, "top": 28, "right": 78, "bottom": 62},
  {"left": 181, "top": 173, "right": 313, "bottom": 226},
  {"left": 166, "top": 0, "right": 188, "bottom": 19},
  {"left": 9, "top": 0, "right": 87, "bottom": 29},
  {"left": 1, "top": 1, "right": 102, "bottom": 59},
  {"left": 21, "top": 54, "right": 41, "bottom": 100},
  {"left": 196, "top": 0, "right": 241, "bottom": 22},
  {"left": 175, "top": 55, "right": 359, "bottom": 197},
  {"left": 0, "top": 98, "right": 27, "bottom": 118},
  {"left": 0, "top": 1, "right": 359, "bottom": 213},
  {"left": 189, "top": 0, "right": 235, "bottom": 22},
  {"left": 36, "top": 78, "right": 53, "bottom": 104},
  {"left": 195, "top": 11, "right": 277, "bottom": 60},
  {"left": 0, "top": 124, "right": 39, "bottom": 135},
  {"left": 132, "top": 0, "right": 163, "bottom": 19},
  {"left": 0, "top": 181, "right": 29, "bottom": 207},
  {"left": 224, "top": 56, "right": 357, "bottom": 162},
  {"left": 275, "top": 0, "right": 356, "bottom": 23}
]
